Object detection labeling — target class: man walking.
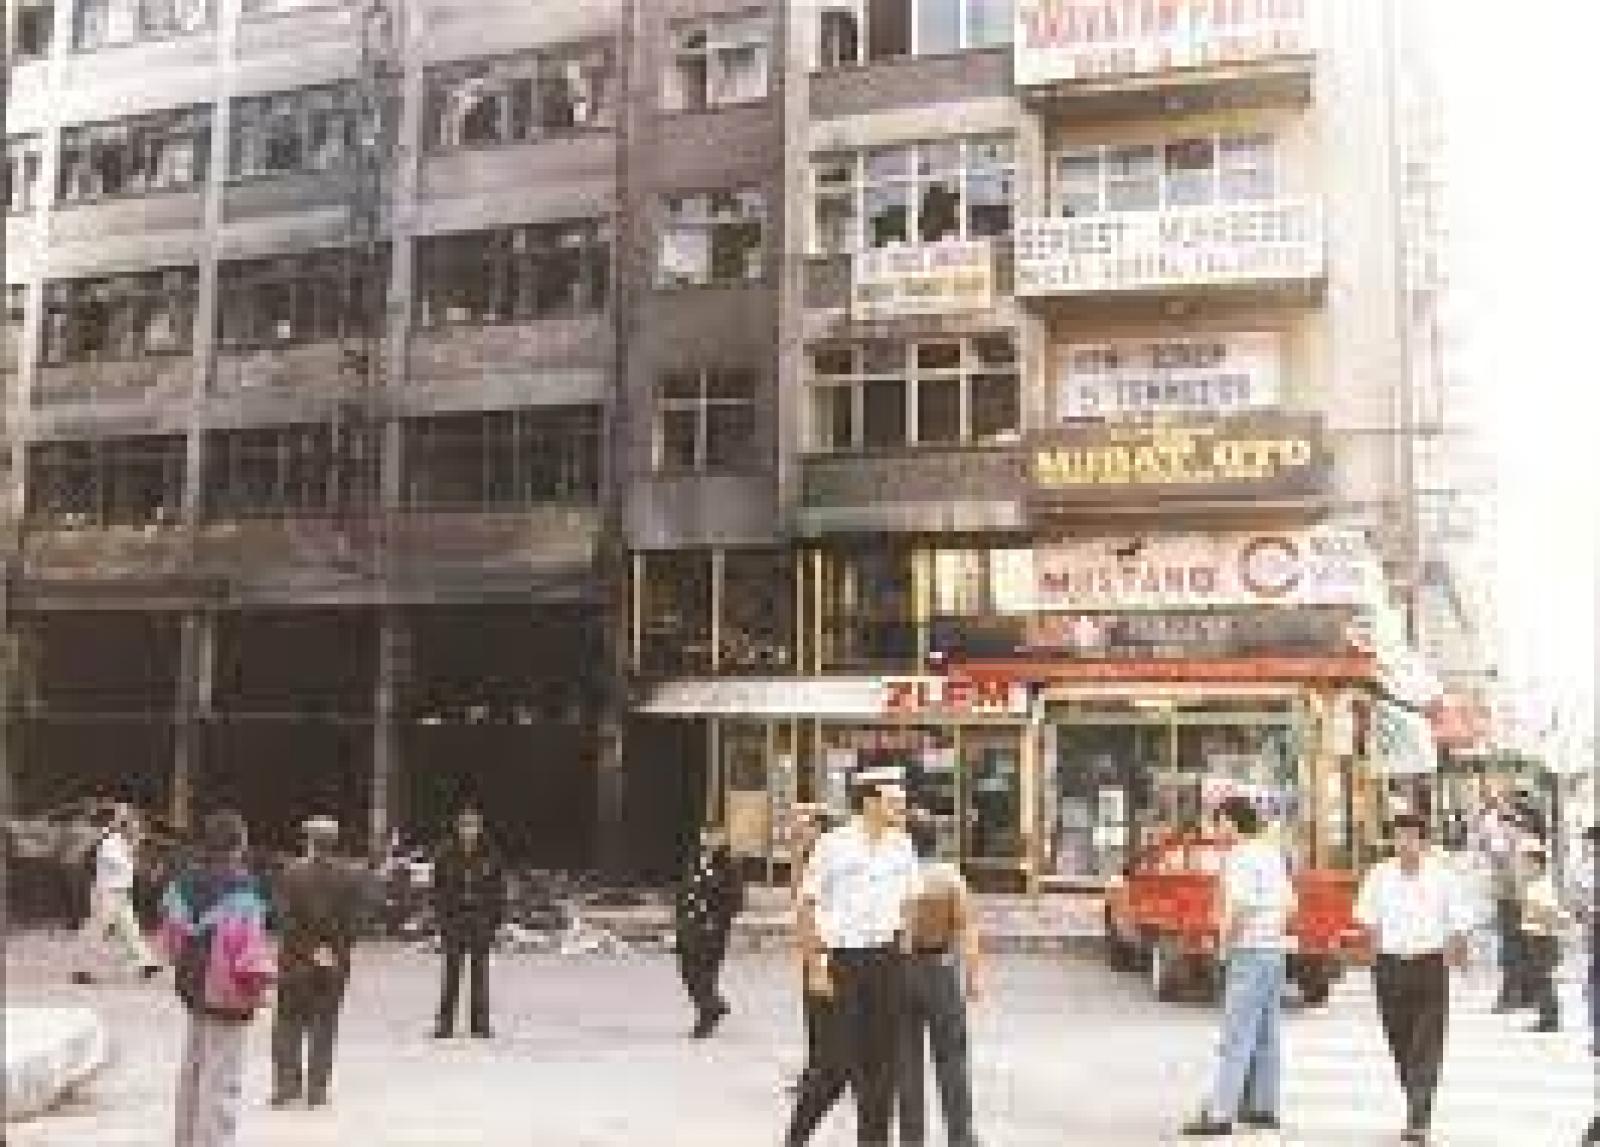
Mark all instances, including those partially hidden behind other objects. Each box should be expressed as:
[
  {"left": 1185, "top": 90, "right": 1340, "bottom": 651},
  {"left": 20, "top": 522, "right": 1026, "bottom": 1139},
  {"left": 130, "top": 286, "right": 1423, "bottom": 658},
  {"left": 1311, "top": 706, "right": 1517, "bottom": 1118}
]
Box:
[
  {"left": 74, "top": 803, "right": 160, "bottom": 984},
  {"left": 271, "top": 815, "right": 364, "bottom": 1108},
  {"left": 432, "top": 807, "right": 505, "bottom": 1039},
  {"left": 897, "top": 811, "right": 983, "bottom": 1147},
  {"left": 1182, "top": 796, "right": 1295, "bottom": 1138},
  {"left": 1353, "top": 812, "right": 1474, "bottom": 1145},
  {"left": 785, "top": 778, "right": 916, "bottom": 1147},
  {"left": 675, "top": 823, "right": 744, "bottom": 1039}
]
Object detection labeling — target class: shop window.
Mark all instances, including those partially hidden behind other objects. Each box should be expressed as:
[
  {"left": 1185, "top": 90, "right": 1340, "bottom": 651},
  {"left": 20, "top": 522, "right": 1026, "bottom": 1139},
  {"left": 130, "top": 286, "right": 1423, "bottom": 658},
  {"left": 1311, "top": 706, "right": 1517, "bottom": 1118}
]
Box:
[
  {"left": 807, "top": 334, "right": 1019, "bottom": 452},
  {"left": 402, "top": 405, "right": 600, "bottom": 508},
  {"left": 5, "top": 136, "right": 44, "bottom": 214},
  {"left": 657, "top": 189, "right": 766, "bottom": 287},
  {"left": 1052, "top": 133, "right": 1280, "bottom": 217},
  {"left": 653, "top": 367, "right": 756, "bottom": 473},
  {"left": 232, "top": 84, "right": 373, "bottom": 182},
  {"left": 639, "top": 550, "right": 714, "bottom": 676},
  {"left": 810, "top": 135, "right": 1012, "bottom": 255},
  {"left": 4, "top": 286, "right": 26, "bottom": 375},
  {"left": 75, "top": 0, "right": 208, "bottom": 50},
  {"left": 819, "top": 545, "right": 916, "bottom": 670},
  {"left": 203, "top": 423, "right": 375, "bottom": 519},
  {"left": 40, "top": 267, "right": 198, "bottom": 368},
  {"left": 424, "top": 43, "right": 613, "bottom": 151},
  {"left": 664, "top": 13, "right": 770, "bottom": 112},
  {"left": 217, "top": 246, "right": 390, "bottom": 351},
  {"left": 818, "top": 0, "right": 1010, "bottom": 67},
  {"left": 26, "top": 435, "right": 186, "bottom": 528},
  {"left": 58, "top": 106, "right": 211, "bottom": 203},
  {"left": 721, "top": 549, "right": 796, "bottom": 673},
  {"left": 964, "top": 728, "right": 1023, "bottom": 861},
  {"left": 415, "top": 220, "right": 610, "bottom": 326},
  {"left": 13, "top": 1, "right": 55, "bottom": 58}
]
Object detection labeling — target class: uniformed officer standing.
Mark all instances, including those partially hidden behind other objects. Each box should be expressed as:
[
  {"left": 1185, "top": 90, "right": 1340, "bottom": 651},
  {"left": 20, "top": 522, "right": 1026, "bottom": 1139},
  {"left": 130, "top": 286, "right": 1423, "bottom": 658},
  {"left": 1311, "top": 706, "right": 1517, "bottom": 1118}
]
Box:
[
  {"left": 431, "top": 808, "right": 506, "bottom": 1039},
  {"left": 674, "top": 824, "right": 744, "bottom": 1038},
  {"left": 271, "top": 814, "right": 364, "bottom": 1108}
]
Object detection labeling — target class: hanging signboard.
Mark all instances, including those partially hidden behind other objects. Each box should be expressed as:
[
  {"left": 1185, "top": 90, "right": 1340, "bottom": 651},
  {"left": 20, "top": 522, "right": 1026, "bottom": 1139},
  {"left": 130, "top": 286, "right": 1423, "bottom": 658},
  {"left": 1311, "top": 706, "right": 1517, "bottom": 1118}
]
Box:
[
  {"left": 1014, "top": 0, "right": 1317, "bottom": 88},
  {"left": 851, "top": 240, "right": 994, "bottom": 321},
  {"left": 1022, "top": 607, "right": 1353, "bottom": 659},
  {"left": 1058, "top": 333, "right": 1281, "bottom": 419}
]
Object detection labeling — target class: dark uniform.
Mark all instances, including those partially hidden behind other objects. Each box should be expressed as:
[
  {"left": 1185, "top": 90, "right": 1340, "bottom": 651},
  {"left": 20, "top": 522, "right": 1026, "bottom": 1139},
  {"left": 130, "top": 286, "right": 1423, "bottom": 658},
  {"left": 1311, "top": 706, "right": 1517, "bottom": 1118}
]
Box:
[
  {"left": 674, "top": 842, "right": 743, "bottom": 1037},
  {"left": 270, "top": 853, "right": 364, "bottom": 1105},
  {"left": 432, "top": 838, "right": 505, "bottom": 1038}
]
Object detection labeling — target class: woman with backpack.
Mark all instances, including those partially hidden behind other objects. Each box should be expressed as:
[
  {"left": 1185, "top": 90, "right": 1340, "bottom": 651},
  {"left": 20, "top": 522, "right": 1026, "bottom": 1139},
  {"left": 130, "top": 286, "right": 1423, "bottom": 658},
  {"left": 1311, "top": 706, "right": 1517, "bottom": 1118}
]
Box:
[{"left": 157, "top": 810, "right": 276, "bottom": 1147}]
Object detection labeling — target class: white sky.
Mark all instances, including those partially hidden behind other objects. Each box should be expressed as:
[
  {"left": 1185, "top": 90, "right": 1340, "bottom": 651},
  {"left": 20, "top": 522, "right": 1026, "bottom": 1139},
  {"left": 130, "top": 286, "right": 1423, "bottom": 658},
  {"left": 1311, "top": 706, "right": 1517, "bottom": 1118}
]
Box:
[{"left": 1422, "top": 0, "right": 1598, "bottom": 740}]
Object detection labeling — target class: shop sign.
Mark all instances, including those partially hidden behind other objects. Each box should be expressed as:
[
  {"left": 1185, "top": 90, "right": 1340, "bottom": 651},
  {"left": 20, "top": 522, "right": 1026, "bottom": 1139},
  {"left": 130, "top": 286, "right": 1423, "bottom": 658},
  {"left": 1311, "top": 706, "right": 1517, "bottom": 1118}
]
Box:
[
  {"left": 1015, "top": 201, "right": 1325, "bottom": 296},
  {"left": 1003, "top": 528, "right": 1383, "bottom": 612},
  {"left": 880, "top": 675, "right": 1030, "bottom": 718},
  {"left": 1014, "top": 0, "right": 1316, "bottom": 88},
  {"left": 1013, "top": 655, "right": 1373, "bottom": 683},
  {"left": 1059, "top": 333, "right": 1281, "bottom": 419},
  {"left": 851, "top": 240, "right": 994, "bottom": 321},
  {"left": 1022, "top": 607, "right": 1352, "bottom": 658},
  {"left": 1027, "top": 413, "right": 1327, "bottom": 508}
]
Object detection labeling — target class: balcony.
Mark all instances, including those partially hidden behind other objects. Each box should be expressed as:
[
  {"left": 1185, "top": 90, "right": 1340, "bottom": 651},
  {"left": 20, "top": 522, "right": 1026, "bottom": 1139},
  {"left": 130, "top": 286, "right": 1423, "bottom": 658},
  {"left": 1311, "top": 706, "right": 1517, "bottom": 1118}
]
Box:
[
  {"left": 1015, "top": 199, "right": 1324, "bottom": 300},
  {"left": 1014, "top": 0, "right": 1316, "bottom": 114},
  {"left": 798, "top": 445, "right": 1026, "bottom": 536},
  {"left": 19, "top": 524, "right": 201, "bottom": 608}
]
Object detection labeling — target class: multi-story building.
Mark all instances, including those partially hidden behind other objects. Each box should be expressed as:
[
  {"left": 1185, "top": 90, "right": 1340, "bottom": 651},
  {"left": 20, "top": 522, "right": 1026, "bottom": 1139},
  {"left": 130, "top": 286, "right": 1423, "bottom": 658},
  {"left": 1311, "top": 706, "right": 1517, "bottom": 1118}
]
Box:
[{"left": 3, "top": 0, "right": 1450, "bottom": 885}]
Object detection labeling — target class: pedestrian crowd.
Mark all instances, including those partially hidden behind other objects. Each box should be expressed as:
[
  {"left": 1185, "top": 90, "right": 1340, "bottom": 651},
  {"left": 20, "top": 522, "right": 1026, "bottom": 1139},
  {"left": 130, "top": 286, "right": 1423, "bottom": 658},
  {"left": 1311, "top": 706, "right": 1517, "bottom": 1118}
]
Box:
[{"left": 57, "top": 782, "right": 1599, "bottom": 1147}]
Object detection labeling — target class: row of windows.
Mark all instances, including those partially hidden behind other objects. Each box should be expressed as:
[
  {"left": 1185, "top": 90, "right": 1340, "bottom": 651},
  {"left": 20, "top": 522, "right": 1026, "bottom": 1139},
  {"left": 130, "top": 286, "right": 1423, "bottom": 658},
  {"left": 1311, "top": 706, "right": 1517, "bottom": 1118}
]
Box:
[
  {"left": 818, "top": 0, "right": 1013, "bottom": 69},
  {"left": 23, "top": 407, "right": 603, "bottom": 527},
  {"left": 7, "top": 0, "right": 383, "bottom": 56}
]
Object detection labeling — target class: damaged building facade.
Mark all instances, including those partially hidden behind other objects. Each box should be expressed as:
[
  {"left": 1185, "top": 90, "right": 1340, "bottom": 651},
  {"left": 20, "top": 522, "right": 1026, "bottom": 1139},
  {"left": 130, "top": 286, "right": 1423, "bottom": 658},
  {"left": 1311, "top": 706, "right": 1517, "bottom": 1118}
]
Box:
[{"left": 3, "top": 0, "right": 1477, "bottom": 884}]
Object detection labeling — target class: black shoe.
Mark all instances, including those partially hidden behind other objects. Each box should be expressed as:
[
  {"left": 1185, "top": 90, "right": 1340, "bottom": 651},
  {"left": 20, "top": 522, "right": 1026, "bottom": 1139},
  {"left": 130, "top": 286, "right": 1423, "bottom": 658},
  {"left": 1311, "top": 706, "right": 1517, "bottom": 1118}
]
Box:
[
  {"left": 139, "top": 964, "right": 161, "bottom": 980},
  {"left": 307, "top": 1092, "right": 328, "bottom": 1109},
  {"left": 1491, "top": 999, "right": 1520, "bottom": 1014},
  {"left": 1180, "top": 1114, "right": 1234, "bottom": 1137},
  {"left": 431, "top": 1026, "right": 454, "bottom": 1039},
  {"left": 1527, "top": 1021, "right": 1561, "bottom": 1033},
  {"left": 690, "top": 1012, "right": 715, "bottom": 1039},
  {"left": 1401, "top": 1131, "right": 1430, "bottom": 1145},
  {"left": 269, "top": 1092, "right": 300, "bottom": 1109},
  {"left": 71, "top": 971, "right": 93, "bottom": 985},
  {"left": 1239, "top": 1111, "right": 1281, "bottom": 1130},
  {"left": 470, "top": 1027, "right": 493, "bottom": 1039}
]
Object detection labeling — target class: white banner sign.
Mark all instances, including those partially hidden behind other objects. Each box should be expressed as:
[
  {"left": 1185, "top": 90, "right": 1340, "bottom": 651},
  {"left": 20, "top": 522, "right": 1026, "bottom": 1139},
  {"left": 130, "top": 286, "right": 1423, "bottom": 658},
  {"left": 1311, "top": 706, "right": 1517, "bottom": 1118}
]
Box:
[
  {"left": 1059, "top": 332, "right": 1281, "bottom": 419},
  {"left": 994, "top": 527, "right": 1385, "bottom": 613},
  {"left": 1016, "top": 201, "right": 1325, "bottom": 296},
  {"left": 1015, "top": 0, "right": 1316, "bottom": 88},
  {"left": 852, "top": 240, "right": 994, "bottom": 320}
]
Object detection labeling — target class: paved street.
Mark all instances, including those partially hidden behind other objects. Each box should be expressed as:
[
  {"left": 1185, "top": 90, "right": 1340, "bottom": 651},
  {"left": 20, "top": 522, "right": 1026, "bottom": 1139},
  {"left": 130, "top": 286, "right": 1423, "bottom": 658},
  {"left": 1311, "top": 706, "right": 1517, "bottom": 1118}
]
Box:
[{"left": 5, "top": 933, "right": 1593, "bottom": 1146}]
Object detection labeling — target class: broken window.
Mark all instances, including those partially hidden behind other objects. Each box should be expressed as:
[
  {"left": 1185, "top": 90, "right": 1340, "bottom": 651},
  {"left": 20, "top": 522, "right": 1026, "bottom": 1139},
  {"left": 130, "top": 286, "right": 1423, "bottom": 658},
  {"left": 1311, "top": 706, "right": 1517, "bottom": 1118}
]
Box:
[
  {"left": 424, "top": 42, "right": 613, "bottom": 151},
  {"left": 401, "top": 405, "right": 601, "bottom": 508},
  {"left": 58, "top": 106, "right": 211, "bottom": 202},
  {"left": 664, "top": 13, "right": 770, "bottom": 112},
  {"left": 654, "top": 367, "right": 756, "bottom": 472},
  {"left": 26, "top": 435, "right": 186, "bottom": 528},
  {"left": 231, "top": 83, "right": 361, "bottom": 181},
  {"left": 1052, "top": 134, "right": 1279, "bottom": 216},
  {"left": 818, "top": 0, "right": 1011, "bottom": 67},
  {"left": 721, "top": 549, "right": 796, "bottom": 673},
  {"left": 75, "top": 0, "right": 208, "bottom": 50},
  {"left": 203, "top": 423, "right": 372, "bottom": 518},
  {"left": 12, "top": 1, "right": 54, "bottom": 59},
  {"left": 40, "top": 267, "right": 198, "bottom": 367},
  {"left": 4, "top": 136, "right": 43, "bottom": 214},
  {"left": 657, "top": 189, "right": 766, "bottom": 287},
  {"left": 216, "top": 246, "right": 390, "bottom": 350},
  {"left": 414, "top": 220, "right": 610, "bottom": 327},
  {"left": 638, "top": 550, "right": 714, "bottom": 676}
]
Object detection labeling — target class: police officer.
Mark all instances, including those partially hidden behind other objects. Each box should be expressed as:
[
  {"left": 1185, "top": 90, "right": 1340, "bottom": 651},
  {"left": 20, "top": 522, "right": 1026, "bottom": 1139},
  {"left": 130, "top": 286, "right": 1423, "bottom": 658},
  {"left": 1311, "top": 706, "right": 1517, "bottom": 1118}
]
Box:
[
  {"left": 432, "top": 808, "right": 506, "bottom": 1039},
  {"left": 675, "top": 824, "right": 744, "bottom": 1039}
]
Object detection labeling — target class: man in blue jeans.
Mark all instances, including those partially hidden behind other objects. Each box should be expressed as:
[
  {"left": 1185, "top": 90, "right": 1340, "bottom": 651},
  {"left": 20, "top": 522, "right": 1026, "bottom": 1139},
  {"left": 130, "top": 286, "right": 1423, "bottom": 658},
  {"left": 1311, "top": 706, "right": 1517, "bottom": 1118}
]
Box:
[{"left": 1183, "top": 796, "right": 1297, "bottom": 1138}]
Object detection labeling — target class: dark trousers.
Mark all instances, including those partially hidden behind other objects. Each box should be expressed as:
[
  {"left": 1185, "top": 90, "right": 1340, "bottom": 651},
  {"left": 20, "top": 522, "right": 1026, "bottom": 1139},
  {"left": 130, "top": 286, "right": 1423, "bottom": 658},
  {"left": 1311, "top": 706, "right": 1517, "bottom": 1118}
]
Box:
[
  {"left": 1374, "top": 953, "right": 1450, "bottom": 1132},
  {"left": 786, "top": 947, "right": 903, "bottom": 1147},
  {"left": 1494, "top": 898, "right": 1527, "bottom": 1007},
  {"left": 677, "top": 929, "right": 730, "bottom": 1017},
  {"left": 1523, "top": 934, "right": 1561, "bottom": 1028},
  {"left": 896, "top": 953, "right": 975, "bottom": 1147},
  {"left": 271, "top": 973, "right": 346, "bottom": 1100},
  {"left": 437, "top": 938, "right": 491, "bottom": 1035}
]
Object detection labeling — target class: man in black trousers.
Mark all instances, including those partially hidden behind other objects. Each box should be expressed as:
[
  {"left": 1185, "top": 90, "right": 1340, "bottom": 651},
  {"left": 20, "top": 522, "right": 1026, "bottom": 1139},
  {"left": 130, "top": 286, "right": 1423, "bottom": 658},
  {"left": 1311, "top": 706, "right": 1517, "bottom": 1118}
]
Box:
[
  {"left": 271, "top": 814, "right": 365, "bottom": 1108},
  {"left": 675, "top": 823, "right": 744, "bottom": 1038},
  {"left": 431, "top": 807, "right": 506, "bottom": 1039},
  {"left": 786, "top": 777, "right": 916, "bottom": 1147},
  {"left": 1353, "top": 813, "right": 1474, "bottom": 1145}
]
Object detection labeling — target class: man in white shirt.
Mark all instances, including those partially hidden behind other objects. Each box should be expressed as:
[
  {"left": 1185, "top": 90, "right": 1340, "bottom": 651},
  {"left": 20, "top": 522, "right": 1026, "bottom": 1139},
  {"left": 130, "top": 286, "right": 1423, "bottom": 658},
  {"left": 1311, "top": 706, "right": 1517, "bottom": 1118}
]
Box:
[
  {"left": 1353, "top": 812, "right": 1474, "bottom": 1145},
  {"left": 73, "top": 803, "right": 159, "bottom": 984},
  {"left": 785, "top": 778, "right": 916, "bottom": 1147},
  {"left": 1184, "top": 797, "right": 1297, "bottom": 1138}
]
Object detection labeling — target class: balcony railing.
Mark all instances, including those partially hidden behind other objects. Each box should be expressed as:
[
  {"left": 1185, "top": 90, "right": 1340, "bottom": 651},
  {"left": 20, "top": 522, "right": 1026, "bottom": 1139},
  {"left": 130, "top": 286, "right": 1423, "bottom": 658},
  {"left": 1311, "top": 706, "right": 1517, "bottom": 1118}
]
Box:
[{"left": 1015, "top": 199, "right": 1324, "bottom": 297}]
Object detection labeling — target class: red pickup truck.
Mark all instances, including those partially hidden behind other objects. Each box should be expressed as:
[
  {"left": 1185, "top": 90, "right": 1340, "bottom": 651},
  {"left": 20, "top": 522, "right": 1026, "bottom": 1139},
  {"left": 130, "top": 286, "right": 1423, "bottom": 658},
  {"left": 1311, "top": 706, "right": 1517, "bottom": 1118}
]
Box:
[{"left": 1103, "top": 834, "right": 1361, "bottom": 1004}]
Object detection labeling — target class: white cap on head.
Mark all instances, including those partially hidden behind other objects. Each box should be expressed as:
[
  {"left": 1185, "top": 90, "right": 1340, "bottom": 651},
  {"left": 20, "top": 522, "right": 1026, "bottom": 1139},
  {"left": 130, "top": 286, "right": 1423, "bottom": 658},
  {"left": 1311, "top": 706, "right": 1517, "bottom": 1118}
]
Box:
[{"left": 301, "top": 815, "right": 340, "bottom": 838}]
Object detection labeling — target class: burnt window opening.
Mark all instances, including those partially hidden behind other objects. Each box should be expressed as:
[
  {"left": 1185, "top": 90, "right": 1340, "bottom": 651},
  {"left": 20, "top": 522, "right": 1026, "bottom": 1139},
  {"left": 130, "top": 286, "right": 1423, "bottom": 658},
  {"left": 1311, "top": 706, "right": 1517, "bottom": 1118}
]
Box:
[
  {"left": 656, "top": 189, "right": 766, "bottom": 287},
  {"left": 217, "top": 246, "right": 391, "bottom": 351},
  {"left": 25, "top": 435, "right": 187, "bottom": 529},
  {"left": 414, "top": 220, "right": 610, "bottom": 326},
  {"left": 202, "top": 423, "right": 377, "bottom": 519},
  {"left": 664, "top": 12, "right": 770, "bottom": 112},
  {"left": 231, "top": 83, "right": 383, "bottom": 182},
  {"left": 653, "top": 366, "right": 757, "bottom": 473},
  {"left": 424, "top": 42, "right": 613, "bottom": 151},
  {"left": 40, "top": 267, "right": 198, "bottom": 368},
  {"left": 720, "top": 549, "right": 797, "bottom": 673},
  {"left": 401, "top": 405, "right": 601, "bottom": 509},
  {"left": 58, "top": 105, "right": 211, "bottom": 203},
  {"left": 12, "top": 1, "right": 55, "bottom": 58},
  {"left": 638, "top": 550, "right": 714, "bottom": 677}
]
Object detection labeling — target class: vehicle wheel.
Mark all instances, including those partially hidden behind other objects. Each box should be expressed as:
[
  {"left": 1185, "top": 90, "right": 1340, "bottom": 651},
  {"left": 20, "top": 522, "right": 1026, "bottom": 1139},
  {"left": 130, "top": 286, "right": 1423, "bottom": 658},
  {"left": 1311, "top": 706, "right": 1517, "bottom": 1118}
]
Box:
[
  {"left": 1149, "top": 937, "right": 1184, "bottom": 1002},
  {"left": 1104, "top": 909, "right": 1136, "bottom": 970},
  {"left": 1297, "top": 962, "right": 1333, "bottom": 1006}
]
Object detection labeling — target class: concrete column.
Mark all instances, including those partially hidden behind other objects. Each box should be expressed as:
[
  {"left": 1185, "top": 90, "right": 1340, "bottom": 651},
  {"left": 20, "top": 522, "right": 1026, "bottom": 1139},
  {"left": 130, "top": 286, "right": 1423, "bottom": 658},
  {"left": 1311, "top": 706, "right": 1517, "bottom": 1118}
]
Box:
[
  {"left": 370, "top": 608, "right": 406, "bottom": 859},
  {"left": 173, "top": 611, "right": 215, "bottom": 830}
]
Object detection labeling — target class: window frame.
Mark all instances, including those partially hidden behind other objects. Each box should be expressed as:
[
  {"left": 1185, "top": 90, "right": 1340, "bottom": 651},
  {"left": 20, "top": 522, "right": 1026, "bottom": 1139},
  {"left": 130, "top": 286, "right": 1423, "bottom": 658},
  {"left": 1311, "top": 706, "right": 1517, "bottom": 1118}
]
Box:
[
  {"left": 3, "top": 285, "right": 27, "bottom": 376},
  {"left": 663, "top": 10, "right": 772, "bottom": 113},
  {"left": 40, "top": 266, "right": 199, "bottom": 368},
  {"left": 1050, "top": 131, "right": 1281, "bottom": 217},
  {"left": 652, "top": 366, "right": 758, "bottom": 474},
  {"left": 230, "top": 82, "right": 367, "bottom": 184},
  {"left": 413, "top": 219, "right": 611, "bottom": 328},
  {"left": 11, "top": 0, "right": 56, "bottom": 59},
  {"left": 400, "top": 405, "right": 602, "bottom": 509},
  {"left": 57, "top": 105, "right": 212, "bottom": 204},
  {"left": 809, "top": 134, "right": 1014, "bottom": 255},
  {"left": 423, "top": 41, "right": 615, "bottom": 154},
  {"left": 216, "top": 245, "right": 391, "bottom": 353},
  {"left": 74, "top": 0, "right": 210, "bottom": 52},
  {"left": 25, "top": 434, "right": 187, "bottom": 529},
  {"left": 807, "top": 333, "right": 1020, "bottom": 453},
  {"left": 656, "top": 188, "right": 768, "bottom": 288},
  {"left": 4, "top": 135, "right": 44, "bottom": 214},
  {"left": 814, "top": 0, "right": 1012, "bottom": 69}
]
